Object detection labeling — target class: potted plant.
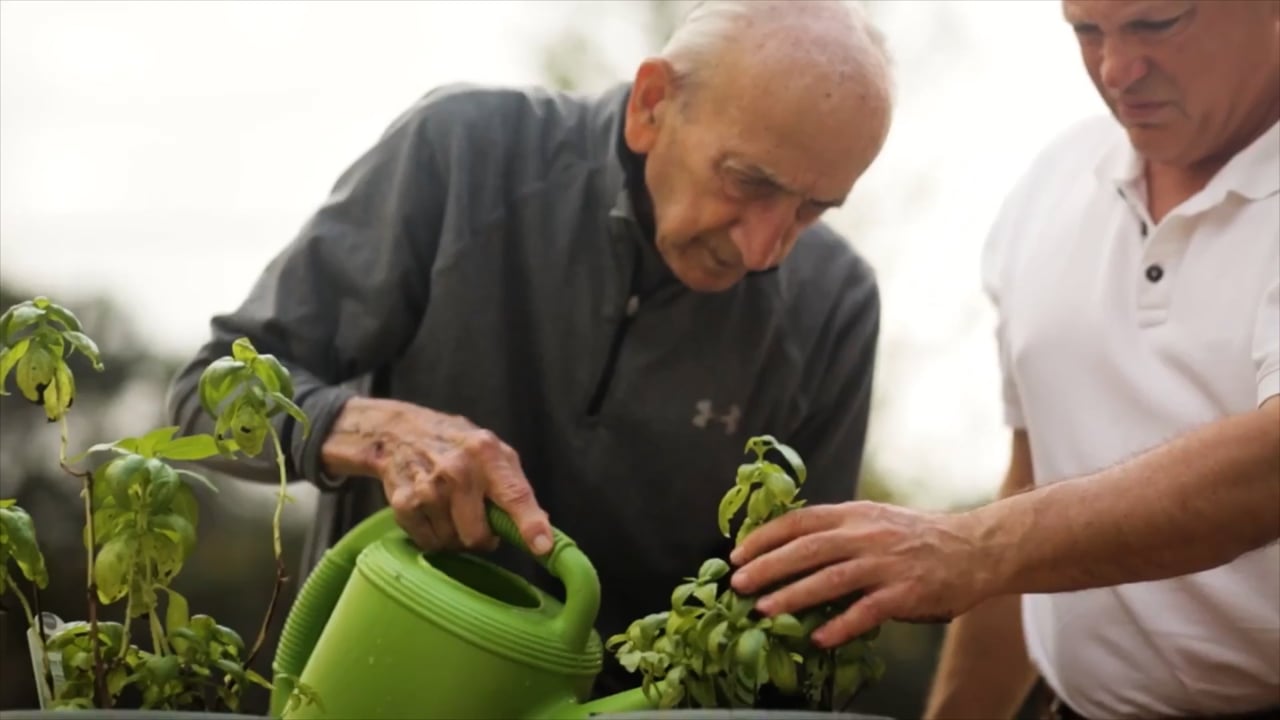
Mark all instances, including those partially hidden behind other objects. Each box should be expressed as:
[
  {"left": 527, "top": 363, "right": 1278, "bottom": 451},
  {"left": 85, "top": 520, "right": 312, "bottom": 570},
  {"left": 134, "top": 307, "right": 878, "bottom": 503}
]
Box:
[
  {"left": 0, "top": 296, "right": 320, "bottom": 718},
  {"left": 605, "top": 436, "right": 887, "bottom": 716}
]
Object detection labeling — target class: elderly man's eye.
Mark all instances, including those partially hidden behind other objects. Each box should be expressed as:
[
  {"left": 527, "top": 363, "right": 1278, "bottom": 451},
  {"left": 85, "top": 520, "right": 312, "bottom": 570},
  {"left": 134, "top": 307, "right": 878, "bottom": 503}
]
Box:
[{"left": 1132, "top": 16, "right": 1181, "bottom": 33}]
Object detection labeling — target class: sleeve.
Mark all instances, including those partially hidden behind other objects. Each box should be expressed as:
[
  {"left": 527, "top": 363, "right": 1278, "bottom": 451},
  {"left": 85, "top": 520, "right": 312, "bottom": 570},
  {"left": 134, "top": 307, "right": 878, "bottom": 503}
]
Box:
[
  {"left": 783, "top": 253, "right": 880, "bottom": 507},
  {"left": 980, "top": 174, "right": 1031, "bottom": 431},
  {"left": 164, "top": 93, "right": 450, "bottom": 489},
  {"left": 1253, "top": 277, "right": 1279, "bottom": 407}
]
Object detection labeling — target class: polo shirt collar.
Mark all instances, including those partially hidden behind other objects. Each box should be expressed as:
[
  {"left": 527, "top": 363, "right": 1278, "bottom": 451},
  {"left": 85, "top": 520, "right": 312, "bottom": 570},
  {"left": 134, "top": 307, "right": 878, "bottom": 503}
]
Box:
[{"left": 1095, "top": 119, "right": 1280, "bottom": 215}]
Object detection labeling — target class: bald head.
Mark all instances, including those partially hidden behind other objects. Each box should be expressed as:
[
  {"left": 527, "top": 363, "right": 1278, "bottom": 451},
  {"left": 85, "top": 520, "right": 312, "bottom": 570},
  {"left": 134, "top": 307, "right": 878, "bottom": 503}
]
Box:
[
  {"left": 660, "top": 0, "right": 894, "bottom": 118},
  {"left": 622, "top": 0, "right": 896, "bottom": 292}
]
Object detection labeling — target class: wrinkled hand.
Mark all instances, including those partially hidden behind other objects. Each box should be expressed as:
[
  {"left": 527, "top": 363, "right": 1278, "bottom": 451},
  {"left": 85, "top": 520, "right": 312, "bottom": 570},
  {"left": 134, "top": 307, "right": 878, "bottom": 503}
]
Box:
[
  {"left": 728, "top": 501, "right": 991, "bottom": 648},
  {"left": 323, "top": 397, "right": 553, "bottom": 556}
]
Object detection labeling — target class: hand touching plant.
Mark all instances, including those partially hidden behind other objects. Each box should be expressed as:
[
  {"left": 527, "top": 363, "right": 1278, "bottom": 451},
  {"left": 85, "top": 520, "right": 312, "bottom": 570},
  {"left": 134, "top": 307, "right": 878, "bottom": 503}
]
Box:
[
  {"left": 730, "top": 500, "right": 982, "bottom": 648},
  {"left": 607, "top": 436, "right": 885, "bottom": 711}
]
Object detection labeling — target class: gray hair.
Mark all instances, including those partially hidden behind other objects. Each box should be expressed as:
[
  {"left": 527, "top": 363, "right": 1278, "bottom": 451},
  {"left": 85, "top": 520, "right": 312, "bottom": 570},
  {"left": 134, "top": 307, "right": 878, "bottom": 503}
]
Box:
[{"left": 659, "top": 0, "right": 895, "bottom": 103}]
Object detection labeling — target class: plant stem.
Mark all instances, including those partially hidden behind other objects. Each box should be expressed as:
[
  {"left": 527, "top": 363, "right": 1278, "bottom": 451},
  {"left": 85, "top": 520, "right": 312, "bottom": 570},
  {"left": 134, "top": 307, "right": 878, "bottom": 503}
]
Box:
[
  {"left": 8, "top": 577, "right": 57, "bottom": 705},
  {"left": 149, "top": 610, "right": 169, "bottom": 656},
  {"left": 58, "top": 416, "right": 109, "bottom": 708},
  {"left": 6, "top": 576, "right": 36, "bottom": 628},
  {"left": 244, "top": 426, "right": 290, "bottom": 666},
  {"left": 30, "top": 582, "right": 56, "bottom": 699}
]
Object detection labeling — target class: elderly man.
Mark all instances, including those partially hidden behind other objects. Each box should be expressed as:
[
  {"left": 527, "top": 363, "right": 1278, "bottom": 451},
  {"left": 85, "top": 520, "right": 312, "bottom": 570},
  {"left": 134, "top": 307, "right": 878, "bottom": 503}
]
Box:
[
  {"left": 167, "top": 0, "right": 893, "bottom": 700},
  {"left": 730, "top": 1, "right": 1279, "bottom": 718}
]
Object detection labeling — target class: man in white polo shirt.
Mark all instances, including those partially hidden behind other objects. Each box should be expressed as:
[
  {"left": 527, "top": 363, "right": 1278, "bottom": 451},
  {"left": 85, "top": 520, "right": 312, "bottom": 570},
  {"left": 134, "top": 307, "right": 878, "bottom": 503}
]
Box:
[{"left": 726, "top": 1, "right": 1279, "bottom": 718}]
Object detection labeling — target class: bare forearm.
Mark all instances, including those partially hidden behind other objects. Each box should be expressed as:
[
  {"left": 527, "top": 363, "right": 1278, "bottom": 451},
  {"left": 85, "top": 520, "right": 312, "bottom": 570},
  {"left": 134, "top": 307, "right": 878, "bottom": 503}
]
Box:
[
  {"left": 925, "top": 594, "right": 1034, "bottom": 720},
  {"left": 976, "top": 403, "right": 1280, "bottom": 596}
]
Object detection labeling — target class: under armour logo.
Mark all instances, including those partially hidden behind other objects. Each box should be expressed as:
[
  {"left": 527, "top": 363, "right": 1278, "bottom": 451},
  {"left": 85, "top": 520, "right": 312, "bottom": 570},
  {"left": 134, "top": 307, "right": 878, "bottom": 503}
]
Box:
[{"left": 692, "top": 400, "right": 741, "bottom": 435}]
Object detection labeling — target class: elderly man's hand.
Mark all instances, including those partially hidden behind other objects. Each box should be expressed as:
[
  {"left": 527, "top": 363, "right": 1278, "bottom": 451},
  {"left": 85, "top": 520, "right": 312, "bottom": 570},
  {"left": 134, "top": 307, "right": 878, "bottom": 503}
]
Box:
[
  {"left": 728, "top": 501, "right": 994, "bottom": 648},
  {"left": 321, "top": 397, "right": 553, "bottom": 556}
]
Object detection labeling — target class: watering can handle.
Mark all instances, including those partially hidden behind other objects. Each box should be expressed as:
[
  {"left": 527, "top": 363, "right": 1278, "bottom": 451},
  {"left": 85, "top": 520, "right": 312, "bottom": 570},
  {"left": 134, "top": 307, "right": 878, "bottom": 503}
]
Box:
[{"left": 269, "top": 503, "right": 601, "bottom": 717}]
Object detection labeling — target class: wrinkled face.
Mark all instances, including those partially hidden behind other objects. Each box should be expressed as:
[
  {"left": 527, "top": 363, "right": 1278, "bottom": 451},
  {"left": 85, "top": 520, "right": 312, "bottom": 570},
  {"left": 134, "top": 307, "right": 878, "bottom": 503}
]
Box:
[
  {"left": 623, "top": 57, "right": 889, "bottom": 293},
  {"left": 1063, "top": 0, "right": 1280, "bottom": 167}
]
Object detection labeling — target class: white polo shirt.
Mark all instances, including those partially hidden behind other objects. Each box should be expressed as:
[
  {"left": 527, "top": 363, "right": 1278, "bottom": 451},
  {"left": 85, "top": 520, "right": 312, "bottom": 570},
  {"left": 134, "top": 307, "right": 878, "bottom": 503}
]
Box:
[{"left": 981, "top": 115, "right": 1280, "bottom": 719}]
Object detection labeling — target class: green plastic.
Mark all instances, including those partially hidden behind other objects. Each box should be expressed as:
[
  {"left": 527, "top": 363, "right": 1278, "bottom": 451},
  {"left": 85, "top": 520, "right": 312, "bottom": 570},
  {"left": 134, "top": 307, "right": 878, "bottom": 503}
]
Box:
[{"left": 269, "top": 504, "right": 656, "bottom": 719}]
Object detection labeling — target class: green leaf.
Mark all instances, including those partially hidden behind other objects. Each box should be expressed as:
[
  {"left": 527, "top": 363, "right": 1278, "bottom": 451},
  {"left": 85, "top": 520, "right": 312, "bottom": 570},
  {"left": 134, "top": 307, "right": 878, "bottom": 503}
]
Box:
[
  {"left": 143, "top": 530, "right": 185, "bottom": 581},
  {"left": 40, "top": 300, "right": 83, "bottom": 333},
  {"left": 230, "top": 337, "right": 258, "bottom": 363},
  {"left": 717, "top": 484, "right": 748, "bottom": 538},
  {"left": 269, "top": 391, "right": 311, "bottom": 438},
  {"left": 144, "top": 653, "right": 180, "bottom": 684},
  {"left": 0, "top": 336, "right": 31, "bottom": 396},
  {"left": 671, "top": 581, "right": 697, "bottom": 608},
  {"left": 177, "top": 468, "right": 218, "bottom": 495},
  {"left": 735, "top": 627, "right": 767, "bottom": 671},
  {"left": 164, "top": 588, "right": 190, "bottom": 639},
  {"left": 833, "top": 658, "right": 865, "bottom": 709},
  {"left": 41, "top": 362, "right": 74, "bottom": 421},
  {"left": 61, "top": 330, "right": 103, "bottom": 371},
  {"left": 767, "top": 613, "right": 805, "bottom": 637},
  {"left": 693, "top": 583, "right": 718, "bottom": 609},
  {"left": 0, "top": 505, "right": 48, "bottom": 588},
  {"left": 15, "top": 345, "right": 55, "bottom": 404},
  {"left": 770, "top": 440, "right": 808, "bottom": 486},
  {"left": 197, "top": 357, "right": 249, "bottom": 418},
  {"left": 767, "top": 641, "right": 799, "bottom": 694},
  {"left": 747, "top": 487, "right": 773, "bottom": 523},
  {"left": 103, "top": 454, "right": 147, "bottom": 509},
  {"left": 94, "top": 534, "right": 136, "bottom": 604},
  {"left": 147, "top": 463, "right": 181, "bottom": 512},
  {"left": 230, "top": 401, "right": 268, "bottom": 456},
  {"left": 245, "top": 668, "right": 274, "bottom": 691},
  {"left": 169, "top": 483, "right": 200, "bottom": 529},
  {"left": 763, "top": 469, "right": 797, "bottom": 503},
  {"left": 4, "top": 303, "right": 45, "bottom": 339},
  {"left": 151, "top": 513, "right": 196, "bottom": 560},
  {"left": 699, "top": 558, "right": 730, "bottom": 582},
  {"left": 707, "top": 621, "right": 729, "bottom": 662},
  {"left": 134, "top": 426, "right": 181, "bottom": 458},
  {"left": 154, "top": 433, "right": 221, "bottom": 461}
]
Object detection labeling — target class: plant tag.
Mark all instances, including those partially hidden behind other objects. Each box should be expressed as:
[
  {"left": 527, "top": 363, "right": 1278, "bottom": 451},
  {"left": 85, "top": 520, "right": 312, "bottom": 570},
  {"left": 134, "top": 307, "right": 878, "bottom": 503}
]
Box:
[{"left": 28, "top": 611, "right": 66, "bottom": 708}]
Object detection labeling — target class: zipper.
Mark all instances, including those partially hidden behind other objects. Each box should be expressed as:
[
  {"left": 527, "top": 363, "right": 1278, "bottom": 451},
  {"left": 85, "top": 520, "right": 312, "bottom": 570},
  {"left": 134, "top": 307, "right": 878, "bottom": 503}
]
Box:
[
  {"left": 585, "top": 292, "right": 640, "bottom": 418},
  {"left": 586, "top": 229, "right": 644, "bottom": 419}
]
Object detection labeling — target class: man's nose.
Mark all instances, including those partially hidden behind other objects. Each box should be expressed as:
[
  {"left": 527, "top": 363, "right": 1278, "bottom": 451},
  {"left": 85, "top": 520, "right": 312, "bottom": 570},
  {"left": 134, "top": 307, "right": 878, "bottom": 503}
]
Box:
[
  {"left": 1099, "top": 38, "right": 1149, "bottom": 94},
  {"left": 730, "top": 200, "right": 796, "bottom": 271}
]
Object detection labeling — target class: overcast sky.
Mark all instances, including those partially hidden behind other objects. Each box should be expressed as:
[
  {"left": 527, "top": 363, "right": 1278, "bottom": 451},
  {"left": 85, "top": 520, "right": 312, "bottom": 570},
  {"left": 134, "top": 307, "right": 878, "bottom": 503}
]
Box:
[{"left": 0, "top": 0, "right": 1106, "bottom": 507}]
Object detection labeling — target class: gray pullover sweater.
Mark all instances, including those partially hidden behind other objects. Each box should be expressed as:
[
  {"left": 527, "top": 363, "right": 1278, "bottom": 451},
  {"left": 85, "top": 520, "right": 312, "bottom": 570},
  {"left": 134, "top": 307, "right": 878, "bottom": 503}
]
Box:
[{"left": 166, "top": 81, "right": 880, "bottom": 697}]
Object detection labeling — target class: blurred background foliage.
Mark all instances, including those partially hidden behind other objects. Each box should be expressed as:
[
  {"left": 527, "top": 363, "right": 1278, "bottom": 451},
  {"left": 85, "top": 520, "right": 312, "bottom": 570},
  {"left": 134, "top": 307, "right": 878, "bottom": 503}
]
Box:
[{"left": 1, "top": 2, "right": 1005, "bottom": 717}]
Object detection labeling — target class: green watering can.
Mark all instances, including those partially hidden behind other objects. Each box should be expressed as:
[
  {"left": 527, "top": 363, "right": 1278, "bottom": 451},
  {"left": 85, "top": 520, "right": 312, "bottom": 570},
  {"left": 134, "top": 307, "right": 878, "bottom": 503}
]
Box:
[{"left": 268, "top": 504, "right": 656, "bottom": 719}]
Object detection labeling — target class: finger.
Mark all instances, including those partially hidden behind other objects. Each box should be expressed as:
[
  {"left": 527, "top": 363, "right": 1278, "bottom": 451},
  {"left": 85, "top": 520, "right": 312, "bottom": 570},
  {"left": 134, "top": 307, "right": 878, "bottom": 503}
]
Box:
[
  {"left": 467, "top": 432, "right": 552, "bottom": 555},
  {"left": 753, "top": 557, "right": 878, "bottom": 618},
  {"left": 729, "top": 503, "right": 847, "bottom": 566},
  {"left": 449, "top": 462, "right": 500, "bottom": 552},
  {"left": 810, "top": 589, "right": 894, "bottom": 649},
  {"left": 390, "top": 484, "right": 443, "bottom": 551},
  {"left": 730, "top": 529, "right": 854, "bottom": 595},
  {"left": 414, "top": 463, "right": 459, "bottom": 550}
]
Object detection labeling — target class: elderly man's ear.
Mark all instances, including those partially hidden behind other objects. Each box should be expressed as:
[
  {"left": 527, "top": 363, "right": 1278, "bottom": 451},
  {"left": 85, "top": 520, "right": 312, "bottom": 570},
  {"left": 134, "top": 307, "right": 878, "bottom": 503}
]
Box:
[{"left": 625, "top": 58, "right": 681, "bottom": 154}]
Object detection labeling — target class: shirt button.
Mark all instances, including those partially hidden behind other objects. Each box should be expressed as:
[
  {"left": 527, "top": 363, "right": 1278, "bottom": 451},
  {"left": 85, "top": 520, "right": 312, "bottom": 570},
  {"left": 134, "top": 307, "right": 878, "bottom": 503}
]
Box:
[{"left": 1145, "top": 264, "right": 1164, "bottom": 283}]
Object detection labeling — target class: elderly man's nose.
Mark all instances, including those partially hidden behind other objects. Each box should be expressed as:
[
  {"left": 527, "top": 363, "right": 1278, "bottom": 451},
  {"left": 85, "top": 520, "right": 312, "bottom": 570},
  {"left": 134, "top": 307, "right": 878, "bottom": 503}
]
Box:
[
  {"left": 1099, "top": 40, "right": 1149, "bottom": 93},
  {"left": 731, "top": 206, "right": 791, "bottom": 270}
]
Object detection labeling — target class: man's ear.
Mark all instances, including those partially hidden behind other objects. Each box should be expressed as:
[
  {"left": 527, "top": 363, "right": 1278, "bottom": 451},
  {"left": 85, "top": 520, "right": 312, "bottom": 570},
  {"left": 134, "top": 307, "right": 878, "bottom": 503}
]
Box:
[{"left": 624, "top": 58, "right": 677, "bottom": 154}]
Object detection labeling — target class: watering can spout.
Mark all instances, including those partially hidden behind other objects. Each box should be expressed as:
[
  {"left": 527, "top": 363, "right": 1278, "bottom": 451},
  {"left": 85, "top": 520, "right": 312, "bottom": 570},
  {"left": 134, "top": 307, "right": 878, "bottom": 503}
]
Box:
[{"left": 557, "top": 686, "right": 656, "bottom": 718}]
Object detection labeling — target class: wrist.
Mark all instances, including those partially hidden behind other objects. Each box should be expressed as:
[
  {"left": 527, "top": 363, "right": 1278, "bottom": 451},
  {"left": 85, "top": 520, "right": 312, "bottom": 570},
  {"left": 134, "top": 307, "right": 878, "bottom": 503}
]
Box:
[
  {"left": 953, "top": 497, "right": 1028, "bottom": 601},
  {"left": 319, "top": 396, "right": 404, "bottom": 478}
]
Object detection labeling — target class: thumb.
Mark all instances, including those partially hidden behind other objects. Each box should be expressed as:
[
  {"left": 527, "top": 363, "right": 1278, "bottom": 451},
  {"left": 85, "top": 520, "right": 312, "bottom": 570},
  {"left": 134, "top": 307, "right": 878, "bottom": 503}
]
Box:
[{"left": 490, "top": 469, "right": 553, "bottom": 556}]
